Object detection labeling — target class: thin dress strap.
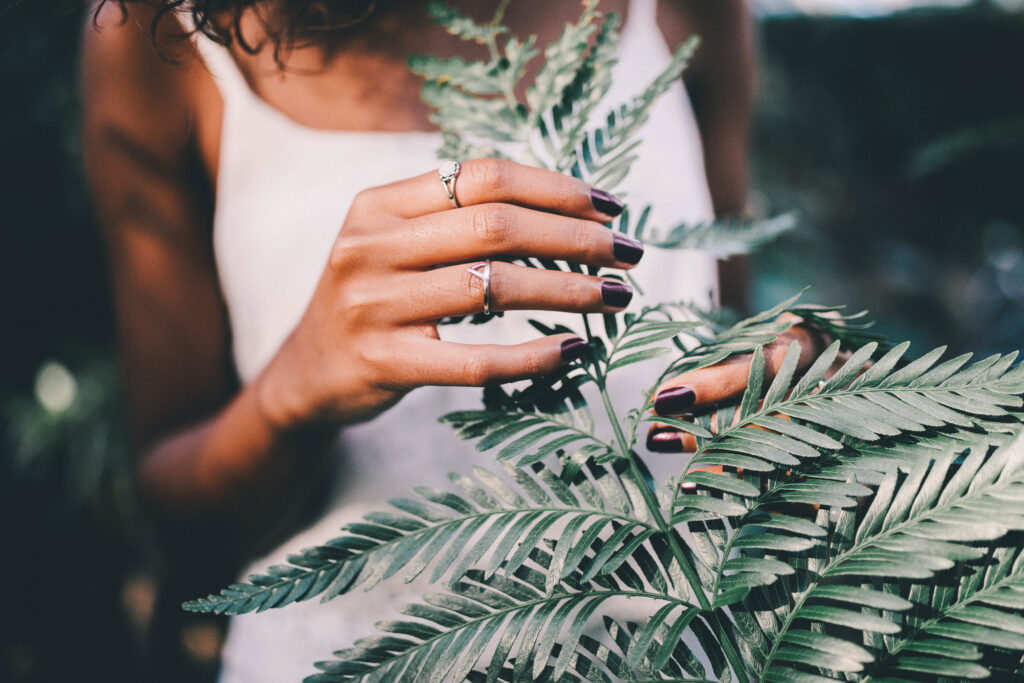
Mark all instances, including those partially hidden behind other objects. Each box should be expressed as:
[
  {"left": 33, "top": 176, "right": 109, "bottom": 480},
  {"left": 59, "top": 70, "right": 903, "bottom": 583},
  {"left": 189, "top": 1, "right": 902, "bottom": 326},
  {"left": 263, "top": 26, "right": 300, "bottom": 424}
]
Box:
[{"left": 628, "top": 0, "right": 659, "bottom": 31}]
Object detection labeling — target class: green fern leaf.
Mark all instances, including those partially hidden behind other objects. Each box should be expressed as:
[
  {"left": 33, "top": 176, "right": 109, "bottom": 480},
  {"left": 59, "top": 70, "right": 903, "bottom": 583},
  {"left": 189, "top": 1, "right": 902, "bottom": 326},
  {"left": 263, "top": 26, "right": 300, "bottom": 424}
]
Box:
[
  {"left": 305, "top": 551, "right": 694, "bottom": 683},
  {"left": 525, "top": 0, "right": 600, "bottom": 125},
  {"left": 183, "top": 461, "right": 650, "bottom": 616},
  {"left": 751, "top": 431, "right": 1024, "bottom": 680},
  {"left": 426, "top": 1, "right": 506, "bottom": 43},
  {"left": 649, "top": 213, "right": 798, "bottom": 257},
  {"left": 680, "top": 341, "right": 1024, "bottom": 490}
]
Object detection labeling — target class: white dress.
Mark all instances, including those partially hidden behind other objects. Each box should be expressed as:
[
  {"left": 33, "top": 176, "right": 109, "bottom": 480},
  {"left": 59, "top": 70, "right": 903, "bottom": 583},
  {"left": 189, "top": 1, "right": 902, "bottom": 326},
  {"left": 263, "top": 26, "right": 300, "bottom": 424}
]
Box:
[{"left": 185, "top": 1, "right": 718, "bottom": 680}]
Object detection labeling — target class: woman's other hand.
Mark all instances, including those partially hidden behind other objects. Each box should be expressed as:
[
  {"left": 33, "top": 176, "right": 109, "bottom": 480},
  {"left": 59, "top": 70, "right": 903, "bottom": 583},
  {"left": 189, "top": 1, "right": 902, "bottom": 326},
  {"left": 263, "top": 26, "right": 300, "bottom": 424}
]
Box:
[
  {"left": 256, "top": 158, "right": 644, "bottom": 430},
  {"left": 645, "top": 318, "right": 834, "bottom": 453}
]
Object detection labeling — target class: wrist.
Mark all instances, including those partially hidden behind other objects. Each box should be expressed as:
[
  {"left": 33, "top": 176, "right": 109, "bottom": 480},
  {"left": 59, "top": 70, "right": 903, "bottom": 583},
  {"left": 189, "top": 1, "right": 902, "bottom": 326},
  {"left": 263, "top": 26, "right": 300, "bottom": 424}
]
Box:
[{"left": 254, "top": 350, "right": 318, "bottom": 434}]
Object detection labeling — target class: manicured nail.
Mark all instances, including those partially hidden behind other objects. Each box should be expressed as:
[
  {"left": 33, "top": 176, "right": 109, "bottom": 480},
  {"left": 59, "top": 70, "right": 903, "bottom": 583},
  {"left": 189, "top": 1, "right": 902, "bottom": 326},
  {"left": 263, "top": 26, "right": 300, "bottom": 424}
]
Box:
[
  {"left": 654, "top": 386, "right": 696, "bottom": 415},
  {"left": 590, "top": 188, "right": 624, "bottom": 217},
  {"left": 646, "top": 426, "right": 683, "bottom": 452},
  {"left": 679, "top": 480, "right": 698, "bottom": 493},
  {"left": 613, "top": 234, "right": 644, "bottom": 265},
  {"left": 601, "top": 281, "right": 633, "bottom": 308},
  {"left": 560, "top": 337, "right": 588, "bottom": 362}
]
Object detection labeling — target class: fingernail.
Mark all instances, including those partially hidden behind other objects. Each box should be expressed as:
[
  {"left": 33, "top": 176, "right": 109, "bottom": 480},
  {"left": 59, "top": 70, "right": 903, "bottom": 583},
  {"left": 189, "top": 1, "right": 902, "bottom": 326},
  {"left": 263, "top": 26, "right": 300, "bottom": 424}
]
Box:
[
  {"left": 590, "top": 188, "right": 624, "bottom": 217},
  {"left": 560, "top": 337, "right": 588, "bottom": 362},
  {"left": 680, "top": 480, "right": 698, "bottom": 493},
  {"left": 601, "top": 281, "right": 633, "bottom": 308},
  {"left": 612, "top": 234, "right": 644, "bottom": 265},
  {"left": 654, "top": 386, "right": 695, "bottom": 415},
  {"left": 646, "top": 426, "right": 683, "bottom": 452}
]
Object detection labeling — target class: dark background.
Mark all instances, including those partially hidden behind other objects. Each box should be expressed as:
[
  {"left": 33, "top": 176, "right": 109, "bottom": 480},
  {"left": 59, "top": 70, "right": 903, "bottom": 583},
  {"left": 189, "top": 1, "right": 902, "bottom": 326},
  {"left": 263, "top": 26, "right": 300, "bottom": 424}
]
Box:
[{"left": 2, "top": 1, "right": 1022, "bottom": 680}]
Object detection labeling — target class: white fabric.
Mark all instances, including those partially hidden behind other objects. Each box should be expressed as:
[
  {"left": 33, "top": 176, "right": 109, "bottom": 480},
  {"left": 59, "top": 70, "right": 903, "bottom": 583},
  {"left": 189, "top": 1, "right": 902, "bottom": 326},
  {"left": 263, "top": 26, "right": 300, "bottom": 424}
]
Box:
[{"left": 187, "top": 1, "right": 718, "bottom": 680}]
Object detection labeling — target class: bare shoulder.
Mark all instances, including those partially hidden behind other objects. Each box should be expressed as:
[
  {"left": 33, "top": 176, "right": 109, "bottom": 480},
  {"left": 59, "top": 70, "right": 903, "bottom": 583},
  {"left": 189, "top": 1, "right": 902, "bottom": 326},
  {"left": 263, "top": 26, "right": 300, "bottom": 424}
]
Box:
[{"left": 82, "top": 2, "right": 214, "bottom": 175}]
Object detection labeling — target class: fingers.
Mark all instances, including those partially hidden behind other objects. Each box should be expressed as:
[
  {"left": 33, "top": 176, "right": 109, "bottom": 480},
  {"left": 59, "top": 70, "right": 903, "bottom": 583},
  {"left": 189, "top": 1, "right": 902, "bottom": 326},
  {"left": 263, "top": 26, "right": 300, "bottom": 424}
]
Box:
[
  {"left": 390, "top": 203, "right": 643, "bottom": 271},
  {"left": 385, "top": 334, "right": 589, "bottom": 388},
  {"left": 353, "top": 158, "right": 624, "bottom": 222},
  {"left": 395, "top": 262, "right": 634, "bottom": 321},
  {"left": 650, "top": 324, "right": 824, "bottom": 418},
  {"left": 647, "top": 424, "right": 700, "bottom": 453}
]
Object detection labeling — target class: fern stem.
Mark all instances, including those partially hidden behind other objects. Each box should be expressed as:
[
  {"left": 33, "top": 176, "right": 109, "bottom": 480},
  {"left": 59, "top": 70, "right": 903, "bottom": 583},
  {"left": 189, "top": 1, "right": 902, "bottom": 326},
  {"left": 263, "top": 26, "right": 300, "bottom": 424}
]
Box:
[{"left": 582, "top": 312, "right": 752, "bottom": 683}]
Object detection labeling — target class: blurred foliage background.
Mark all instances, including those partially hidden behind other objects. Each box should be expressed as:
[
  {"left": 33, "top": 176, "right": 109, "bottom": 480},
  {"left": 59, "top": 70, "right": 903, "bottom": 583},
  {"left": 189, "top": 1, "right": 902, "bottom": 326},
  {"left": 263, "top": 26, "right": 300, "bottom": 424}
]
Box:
[{"left": 1, "top": 0, "right": 1022, "bottom": 681}]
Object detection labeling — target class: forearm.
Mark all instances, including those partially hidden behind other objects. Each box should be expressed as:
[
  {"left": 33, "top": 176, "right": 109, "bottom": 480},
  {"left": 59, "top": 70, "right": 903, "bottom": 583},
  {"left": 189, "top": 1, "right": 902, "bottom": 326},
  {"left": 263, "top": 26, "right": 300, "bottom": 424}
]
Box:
[{"left": 136, "top": 370, "right": 336, "bottom": 553}]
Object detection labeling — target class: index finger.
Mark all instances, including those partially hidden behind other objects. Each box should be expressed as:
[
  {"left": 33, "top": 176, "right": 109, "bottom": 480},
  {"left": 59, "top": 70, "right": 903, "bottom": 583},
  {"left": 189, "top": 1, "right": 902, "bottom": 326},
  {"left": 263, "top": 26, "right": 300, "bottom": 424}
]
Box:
[
  {"left": 355, "top": 158, "right": 624, "bottom": 222},
  {"left": 650, "top": 323, "right": 825, "bottom": 417}
]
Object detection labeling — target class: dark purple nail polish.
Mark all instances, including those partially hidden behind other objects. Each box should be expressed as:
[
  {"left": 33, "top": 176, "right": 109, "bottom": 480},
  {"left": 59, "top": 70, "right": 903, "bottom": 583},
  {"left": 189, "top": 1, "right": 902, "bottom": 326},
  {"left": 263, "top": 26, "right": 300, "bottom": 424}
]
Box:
[
  {"left": 590, "top": 188, "right": 624, "bottom": 217},
  {"left": 560, "top": 337, "right": 588, "bottom": 362},
  {"left": 654, "top": 386, "right": 696, "bottom": 416},
  {"left": 613, "top": 234, "right": 644, "bottom": 265},
  {"left": 601, "top": 281, "right": 633, "bottom": 308},
  {"left": 647, "top": 426, "right": 683, "bottom": 452}
]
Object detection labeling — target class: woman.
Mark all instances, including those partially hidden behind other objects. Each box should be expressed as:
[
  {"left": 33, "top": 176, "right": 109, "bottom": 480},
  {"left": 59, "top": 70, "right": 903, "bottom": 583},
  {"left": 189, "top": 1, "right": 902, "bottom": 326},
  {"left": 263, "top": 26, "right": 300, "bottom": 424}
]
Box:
[{"left": 82, "top": 0, "right": 782, "bottom": 678}]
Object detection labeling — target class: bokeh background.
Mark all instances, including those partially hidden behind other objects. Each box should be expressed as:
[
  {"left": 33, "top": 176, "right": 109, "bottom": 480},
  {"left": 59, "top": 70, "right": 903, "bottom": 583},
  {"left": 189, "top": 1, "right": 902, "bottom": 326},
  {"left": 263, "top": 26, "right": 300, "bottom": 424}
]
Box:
[{"left": 2, "top": 0, "right": 1022, "bottom": 681}]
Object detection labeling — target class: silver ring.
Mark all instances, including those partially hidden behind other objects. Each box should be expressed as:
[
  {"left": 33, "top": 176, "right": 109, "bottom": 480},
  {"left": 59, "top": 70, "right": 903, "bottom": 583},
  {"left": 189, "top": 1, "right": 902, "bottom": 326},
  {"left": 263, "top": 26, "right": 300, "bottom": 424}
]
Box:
[
  {"left": 467, "top": 259, "right": 492, "bottom": 316},
  {"left": 439, "top": 160, "right": 461, "bottom": 209}
]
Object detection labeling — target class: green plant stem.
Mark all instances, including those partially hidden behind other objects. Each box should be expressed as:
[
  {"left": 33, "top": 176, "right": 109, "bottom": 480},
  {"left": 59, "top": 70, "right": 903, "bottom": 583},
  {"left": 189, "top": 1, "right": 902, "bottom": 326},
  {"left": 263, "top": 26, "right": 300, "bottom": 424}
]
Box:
[{"left": 581, "top": 313, "right": 751, "bottom": 683}]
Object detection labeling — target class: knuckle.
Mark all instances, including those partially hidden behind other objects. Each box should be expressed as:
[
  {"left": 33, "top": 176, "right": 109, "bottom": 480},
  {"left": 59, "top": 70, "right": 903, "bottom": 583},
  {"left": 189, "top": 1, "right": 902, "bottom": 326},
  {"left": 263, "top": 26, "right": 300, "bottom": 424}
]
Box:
[
  {"left": 357, "top": 343, "right": 392, "bottom": 386},
  {"left": 471, "top": 204, "right": 513, "bottom": 246},
  {"left": 519, "top": 348, "right": 547, "bottom": 377},
  {"left": 329, "top": 235, "right": 360, "bottom": 271},
  {"left": 572, "top": 222, "right": 603, "bottom": 262},
  {"left": 553, "top": 176, "right": 583, "bottom": 210},
  {"left": 562, "top": 276, "right": 594, "bottom": 310},
  {"left": 348, "top": 189, "right": 376, "bottom": 219},
  {"left": 462, "top": 354, "right": 495, "bottom": 386},
  {"left": 339, "top": 287, "right": 377, "bottom": 324},
  {"left": 467, "top": 157, "right": 512, "bottom": 193}
]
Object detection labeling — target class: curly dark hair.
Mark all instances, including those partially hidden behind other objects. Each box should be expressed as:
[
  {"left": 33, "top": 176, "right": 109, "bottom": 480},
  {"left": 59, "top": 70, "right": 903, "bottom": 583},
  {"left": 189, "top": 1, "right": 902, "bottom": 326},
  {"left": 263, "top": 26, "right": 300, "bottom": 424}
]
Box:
[{"left": 97, "top": 1, "right": 380, "bottom": 56}]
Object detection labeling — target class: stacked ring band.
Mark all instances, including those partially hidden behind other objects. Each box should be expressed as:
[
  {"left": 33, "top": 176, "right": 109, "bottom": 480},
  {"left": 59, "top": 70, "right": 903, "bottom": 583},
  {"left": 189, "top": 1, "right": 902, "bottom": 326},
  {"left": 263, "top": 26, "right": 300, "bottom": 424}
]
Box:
[
  {"left": 467, "top": 260, "right": 492, "bottom": 316},
  {"left": 438, "top": 160, "right": 461, "bottom": 209}
]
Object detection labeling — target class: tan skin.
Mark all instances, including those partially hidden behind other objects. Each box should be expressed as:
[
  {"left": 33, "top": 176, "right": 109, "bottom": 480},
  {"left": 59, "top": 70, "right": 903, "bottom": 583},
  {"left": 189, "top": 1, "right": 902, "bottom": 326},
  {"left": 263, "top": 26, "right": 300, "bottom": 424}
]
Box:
[{"left": 83, "top": 0, "right": 790, "bottom": 554}]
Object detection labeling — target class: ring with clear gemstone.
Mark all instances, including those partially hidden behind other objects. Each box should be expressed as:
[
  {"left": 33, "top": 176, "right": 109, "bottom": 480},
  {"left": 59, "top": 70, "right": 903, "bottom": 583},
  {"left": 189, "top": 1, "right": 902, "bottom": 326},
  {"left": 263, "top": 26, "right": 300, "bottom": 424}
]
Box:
[{"left": 438, "top": 160, "right": 461, "bottom": 207}]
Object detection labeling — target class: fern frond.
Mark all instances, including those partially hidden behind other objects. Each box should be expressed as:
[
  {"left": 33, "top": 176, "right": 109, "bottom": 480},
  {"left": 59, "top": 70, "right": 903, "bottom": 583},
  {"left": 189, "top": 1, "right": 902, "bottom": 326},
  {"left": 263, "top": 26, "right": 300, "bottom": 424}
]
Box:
[
  {"left": 752, "top": 430, "right": 1024, "bottom": 680},
  {"left": 787, "top": 304, "right": 891, "bottom": 351},
  {"left": 569, "top": 35, "right": 700, "bottom": 190},
  {"left": 183, "top": 461, "right": 652, "bottom": 616},
  {"left": 442, "top": 367, "right": 612, "bottom": 466},
  {"left": 548, "top": 12, "right": 621, "bottom": 173},
  {"left": 679, "top": 341, "right": 1024, "bottom": 490},
  {"left": 305, "top": 552, "right": 696, "bottom": 683},
  {"left": 654, "top": 290, "right": 808, "bottom": 386},
  {"left": 603, "top": 306, "right": 703, "bottom": 374},
  {"left": 526, "top": 0, "right": 601, "bottom": 124},
  {"left": 868, "top": 545, "right": 1024, "bottom": 680},
  {"left": 665, "top": 340, "right": 1022, "bottom": 616},
  {"left": 647, "top": 213, "right": 798, "bottom": 258},
  {"left": 426, "top": 1, "right": 507, "bottom": 44}
]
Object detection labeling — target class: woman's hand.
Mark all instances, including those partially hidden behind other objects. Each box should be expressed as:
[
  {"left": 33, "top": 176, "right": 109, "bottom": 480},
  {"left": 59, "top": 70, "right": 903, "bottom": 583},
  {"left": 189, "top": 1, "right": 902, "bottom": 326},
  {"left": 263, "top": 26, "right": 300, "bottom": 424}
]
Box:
[
  {"left": 257, "top": 158, "right": 645, "bottom": 430},
  {"left": 645, "top": 318, "right": 833, "bottom": 453}
]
